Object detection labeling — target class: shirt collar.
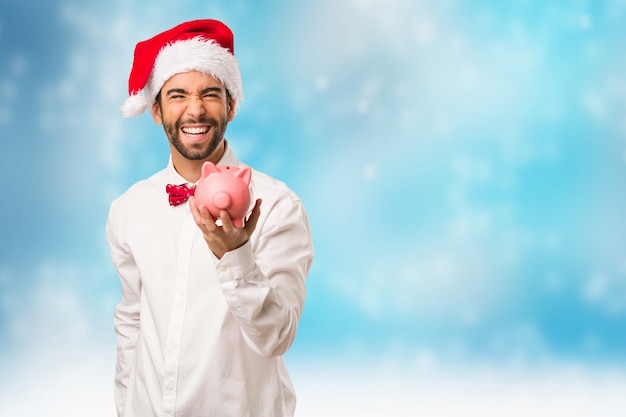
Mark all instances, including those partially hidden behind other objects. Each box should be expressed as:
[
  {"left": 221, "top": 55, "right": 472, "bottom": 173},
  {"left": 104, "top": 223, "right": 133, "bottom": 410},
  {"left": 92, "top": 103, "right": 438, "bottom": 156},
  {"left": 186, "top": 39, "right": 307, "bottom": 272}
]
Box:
[
  {"left": 216, "top": 140, "right": 239, "bottom": 167},
  {"left": 165, "top": 159, "right": 190, "bottom": 185}
]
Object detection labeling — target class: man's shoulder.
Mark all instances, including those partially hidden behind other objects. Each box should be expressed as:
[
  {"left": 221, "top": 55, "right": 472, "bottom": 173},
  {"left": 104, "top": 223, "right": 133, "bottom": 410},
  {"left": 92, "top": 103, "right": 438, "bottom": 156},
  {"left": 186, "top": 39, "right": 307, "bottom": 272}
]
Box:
[
  {"left": 250, "top": 168, "right": 301, "bottom": 205},
  {"left": 110, "top": 168, "right": 169, "bottom": 210}
]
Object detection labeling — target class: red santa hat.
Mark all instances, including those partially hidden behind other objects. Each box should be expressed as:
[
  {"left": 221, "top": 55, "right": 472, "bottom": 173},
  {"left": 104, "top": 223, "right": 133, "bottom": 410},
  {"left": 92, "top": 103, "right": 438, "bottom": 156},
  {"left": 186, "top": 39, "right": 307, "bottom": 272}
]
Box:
[{"left": 120, "top": 19, "right": 243, "bottom": 118}]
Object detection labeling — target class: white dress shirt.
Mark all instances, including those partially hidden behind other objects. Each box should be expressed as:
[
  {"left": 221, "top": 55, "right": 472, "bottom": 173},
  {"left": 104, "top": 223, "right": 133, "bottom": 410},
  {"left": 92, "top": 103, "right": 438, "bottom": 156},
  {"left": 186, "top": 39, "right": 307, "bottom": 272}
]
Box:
[{"left": 106, "top": 143, "right": 314, "bottom": 417}]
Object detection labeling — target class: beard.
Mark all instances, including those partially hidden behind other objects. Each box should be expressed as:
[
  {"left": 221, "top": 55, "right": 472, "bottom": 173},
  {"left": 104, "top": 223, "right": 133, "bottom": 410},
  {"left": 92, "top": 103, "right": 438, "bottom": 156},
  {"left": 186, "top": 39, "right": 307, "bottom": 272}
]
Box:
[{"left": 163, "top": 115, "right": 228, "bottom": 161}]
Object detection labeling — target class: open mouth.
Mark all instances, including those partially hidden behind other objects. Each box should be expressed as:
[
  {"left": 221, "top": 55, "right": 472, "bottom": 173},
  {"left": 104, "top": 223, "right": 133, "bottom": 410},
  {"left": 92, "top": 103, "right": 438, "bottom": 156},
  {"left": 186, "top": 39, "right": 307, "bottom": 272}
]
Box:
[{"left": 181, "top": 126, "right": 210, "bottom": 136}]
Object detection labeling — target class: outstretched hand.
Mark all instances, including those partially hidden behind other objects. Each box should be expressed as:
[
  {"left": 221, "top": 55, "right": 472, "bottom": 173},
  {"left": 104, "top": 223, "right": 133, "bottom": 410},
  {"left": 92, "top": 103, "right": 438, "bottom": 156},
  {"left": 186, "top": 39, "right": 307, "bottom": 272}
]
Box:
[{"left": 189, "top": 196, "right": 262, "bottom": 259}]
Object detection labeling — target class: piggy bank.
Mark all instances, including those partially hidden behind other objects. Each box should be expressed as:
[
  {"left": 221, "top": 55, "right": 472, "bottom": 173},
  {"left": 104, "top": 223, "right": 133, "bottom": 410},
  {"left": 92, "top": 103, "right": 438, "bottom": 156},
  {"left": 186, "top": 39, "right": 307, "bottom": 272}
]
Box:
[{"left": 194, "top": 162, "right": 252, "bottom": 228}]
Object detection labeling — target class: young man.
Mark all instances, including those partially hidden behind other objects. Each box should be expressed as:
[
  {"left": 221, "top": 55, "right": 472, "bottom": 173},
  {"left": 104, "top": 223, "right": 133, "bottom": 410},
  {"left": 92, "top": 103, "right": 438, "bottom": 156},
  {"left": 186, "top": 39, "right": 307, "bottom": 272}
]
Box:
[{"left": 106, "top": 19, "right": 314, "bottom": 417}]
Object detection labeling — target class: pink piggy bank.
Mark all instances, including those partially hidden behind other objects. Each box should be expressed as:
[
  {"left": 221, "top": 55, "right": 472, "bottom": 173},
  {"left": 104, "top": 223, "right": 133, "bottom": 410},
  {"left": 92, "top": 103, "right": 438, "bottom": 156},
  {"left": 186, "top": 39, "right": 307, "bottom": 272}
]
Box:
[{"left": 194, "top": 162, "right": 252, "bottom": 228}]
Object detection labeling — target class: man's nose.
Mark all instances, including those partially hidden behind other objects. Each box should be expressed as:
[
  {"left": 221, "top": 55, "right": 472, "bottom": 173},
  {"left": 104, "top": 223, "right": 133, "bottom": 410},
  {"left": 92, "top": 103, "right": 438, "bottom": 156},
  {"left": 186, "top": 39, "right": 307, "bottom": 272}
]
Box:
[{"left": 186, "top": 95, "right": 206, "bottom": 117}]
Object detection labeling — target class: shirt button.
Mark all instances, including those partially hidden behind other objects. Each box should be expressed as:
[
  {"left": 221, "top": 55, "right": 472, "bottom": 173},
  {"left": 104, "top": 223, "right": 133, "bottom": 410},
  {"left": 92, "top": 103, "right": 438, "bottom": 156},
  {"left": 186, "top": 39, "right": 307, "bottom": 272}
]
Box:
[{"left": 218, "top": 266, "right": 227, "bottom": 272}]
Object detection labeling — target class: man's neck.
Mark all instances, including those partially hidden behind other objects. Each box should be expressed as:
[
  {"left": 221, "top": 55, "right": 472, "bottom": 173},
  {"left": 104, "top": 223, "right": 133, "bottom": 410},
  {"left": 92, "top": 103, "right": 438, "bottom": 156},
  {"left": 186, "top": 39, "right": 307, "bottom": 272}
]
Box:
[{"left": 171, "top": 141, "right": 226, "bottom": 183}]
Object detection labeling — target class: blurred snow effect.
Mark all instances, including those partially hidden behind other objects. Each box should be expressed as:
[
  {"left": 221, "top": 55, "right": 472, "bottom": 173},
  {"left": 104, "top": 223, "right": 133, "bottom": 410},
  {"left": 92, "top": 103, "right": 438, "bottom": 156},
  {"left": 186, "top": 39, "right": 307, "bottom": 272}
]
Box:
[
  {"left": 0, "top": 0, "right": 625, "bottom": 413},
  {"left": 292, "top": 361, "right": 626, "bottom": 417},
  {"left": 0, "top": 350, "right": 624, "bottom": 417},
  {"left": 0, "top": 348, "right": 116, "bottom": 417}
]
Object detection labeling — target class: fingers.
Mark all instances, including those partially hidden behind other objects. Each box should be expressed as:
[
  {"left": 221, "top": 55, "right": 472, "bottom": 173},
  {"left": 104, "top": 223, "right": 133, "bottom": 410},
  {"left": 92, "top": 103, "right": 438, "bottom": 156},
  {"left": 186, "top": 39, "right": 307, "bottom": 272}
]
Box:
[
  {"left": 188, "top": 196, "right": 217, "bottom": 231},
  {"left": 219, "top": 210, "right": 234, "bottom": 233},
  {"left": 187, "top": 197, "right": 262, "bottom": 259},
  {"left": 215, "top": 199, "right": 262, "bottom": 233},
  {"left": 188, "top": 196, "right": 202, "bottom": 224}
]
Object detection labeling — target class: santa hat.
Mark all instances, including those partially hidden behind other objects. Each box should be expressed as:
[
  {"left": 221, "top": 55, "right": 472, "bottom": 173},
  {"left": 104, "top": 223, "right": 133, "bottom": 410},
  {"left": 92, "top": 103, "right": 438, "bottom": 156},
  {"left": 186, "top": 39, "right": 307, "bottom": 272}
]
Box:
[{"left": 120, "top": 19, "right": 243, "bottom": 118}]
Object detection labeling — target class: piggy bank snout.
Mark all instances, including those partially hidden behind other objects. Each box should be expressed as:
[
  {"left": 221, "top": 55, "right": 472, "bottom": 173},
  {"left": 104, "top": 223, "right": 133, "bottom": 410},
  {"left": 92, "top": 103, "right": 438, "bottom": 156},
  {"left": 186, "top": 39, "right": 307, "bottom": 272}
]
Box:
[{"left": 213, "top": 192, "right": 232, "bottom": 210}]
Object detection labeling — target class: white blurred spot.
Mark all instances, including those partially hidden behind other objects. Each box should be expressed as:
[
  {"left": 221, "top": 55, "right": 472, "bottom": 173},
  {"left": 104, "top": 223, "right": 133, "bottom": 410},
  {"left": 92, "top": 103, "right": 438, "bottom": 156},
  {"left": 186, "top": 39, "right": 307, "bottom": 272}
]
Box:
[
  {"left": 448, "top": 338, "right": 468, "bottom": 361},
  {"left": 314, "top": 75, "right": 328, "bottom": 91},
  {"left": 362, "top": 164, "right": 377, "bottom": 180},
  {"left": 449, "top": 210, "right": 493, "bottom": 239},
  {"left": 355, "top": 99, "right": 370, "bottom": 114},
  {"left": 451, "top": 155, "right": 493, "bottom": 182},
  {"left": 457, "top": 64, "right": 481, "bottom": 90},
  {"left": 579, "top": 14, "right": 592, "bottom": 30},
  {"left": 414, "top": 20, "right": 436, "bottom": 45},
  {"left": 583, "top": 272, "right": 607, "bottom": 302},
  {"left": 459, "top": 305, "right": 481, "bottom": 327},
  {"left": 581, "top": 270, "right": 626, "bottom": 314},
  {"left": 584, "top": 90, "right": 607, "bottom": 122},
  {"left": 10, "top": 55, "right": 28, "bottom": 75},
  {"left": 414, "top": 348, "right": 437, "bottom": 371}
]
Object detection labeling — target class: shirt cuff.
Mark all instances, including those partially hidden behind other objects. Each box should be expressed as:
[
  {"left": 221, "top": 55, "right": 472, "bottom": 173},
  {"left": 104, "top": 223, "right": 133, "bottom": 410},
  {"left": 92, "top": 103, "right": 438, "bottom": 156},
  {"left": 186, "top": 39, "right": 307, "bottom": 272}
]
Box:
[{"left": 215, "top": 240, "right": 255, "bottom": 282}]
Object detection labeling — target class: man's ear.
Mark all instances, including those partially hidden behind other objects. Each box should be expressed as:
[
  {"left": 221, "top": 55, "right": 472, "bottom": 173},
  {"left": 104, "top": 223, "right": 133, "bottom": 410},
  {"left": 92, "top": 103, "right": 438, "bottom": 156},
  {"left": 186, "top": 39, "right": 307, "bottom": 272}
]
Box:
[
  {"left": 227, "top": 96, "right": 236, "bottom": 122},
  {"left": 151, "top": 100, "right": 163, "bottom": 125}
]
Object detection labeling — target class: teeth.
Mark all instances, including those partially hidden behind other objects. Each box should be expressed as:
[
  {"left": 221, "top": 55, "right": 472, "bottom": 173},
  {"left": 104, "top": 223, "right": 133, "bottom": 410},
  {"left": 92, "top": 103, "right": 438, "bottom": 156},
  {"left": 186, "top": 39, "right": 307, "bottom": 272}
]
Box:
[{"left": 182, "top": 127, "right": 208, "bottom": 135}]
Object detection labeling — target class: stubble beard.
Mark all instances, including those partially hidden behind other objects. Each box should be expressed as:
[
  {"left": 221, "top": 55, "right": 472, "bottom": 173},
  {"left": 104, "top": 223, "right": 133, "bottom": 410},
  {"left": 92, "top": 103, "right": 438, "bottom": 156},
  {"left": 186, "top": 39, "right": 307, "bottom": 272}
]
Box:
[{"left": 164, "top": 115, "right": 228, "bottom": 161}]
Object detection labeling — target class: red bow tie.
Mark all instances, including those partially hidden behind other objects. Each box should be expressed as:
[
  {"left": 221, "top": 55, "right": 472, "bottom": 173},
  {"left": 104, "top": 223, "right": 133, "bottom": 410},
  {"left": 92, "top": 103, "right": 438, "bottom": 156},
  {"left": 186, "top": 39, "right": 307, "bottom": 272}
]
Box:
[{"left": 166, "top": 184, "right": 196, "bottom": 206}]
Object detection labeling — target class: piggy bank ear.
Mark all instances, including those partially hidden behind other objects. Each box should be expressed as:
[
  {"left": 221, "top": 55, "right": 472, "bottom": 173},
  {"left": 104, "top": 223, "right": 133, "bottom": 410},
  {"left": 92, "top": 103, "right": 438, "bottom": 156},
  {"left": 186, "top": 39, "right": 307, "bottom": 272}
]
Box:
[
  {"left": 201, "top": 161, "right": 220, "bottom": 178},
  {"left": 236, "top": 166, "right": 252, "bottom": 184}
]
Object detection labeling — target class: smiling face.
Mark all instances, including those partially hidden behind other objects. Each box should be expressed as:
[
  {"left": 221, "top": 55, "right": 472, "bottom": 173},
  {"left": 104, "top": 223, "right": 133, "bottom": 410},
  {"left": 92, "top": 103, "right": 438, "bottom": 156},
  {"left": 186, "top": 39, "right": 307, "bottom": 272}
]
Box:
[{"left": 151, "top": 70, "right": 235, "bottom": 179}]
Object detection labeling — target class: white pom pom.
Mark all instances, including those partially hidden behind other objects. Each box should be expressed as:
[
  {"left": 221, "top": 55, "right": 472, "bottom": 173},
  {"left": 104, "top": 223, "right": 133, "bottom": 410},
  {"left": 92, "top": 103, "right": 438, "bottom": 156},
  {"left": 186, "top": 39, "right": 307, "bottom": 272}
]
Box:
[{"left": 120, "top": 94, "right": 148, "bottom": 118}]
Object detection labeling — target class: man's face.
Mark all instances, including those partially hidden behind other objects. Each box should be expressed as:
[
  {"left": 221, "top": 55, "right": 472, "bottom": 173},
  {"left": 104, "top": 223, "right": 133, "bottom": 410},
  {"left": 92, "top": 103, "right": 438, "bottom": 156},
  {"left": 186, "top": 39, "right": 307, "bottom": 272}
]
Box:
[{"left": 151, "top": 71, "right": 235, "bottom": 161}]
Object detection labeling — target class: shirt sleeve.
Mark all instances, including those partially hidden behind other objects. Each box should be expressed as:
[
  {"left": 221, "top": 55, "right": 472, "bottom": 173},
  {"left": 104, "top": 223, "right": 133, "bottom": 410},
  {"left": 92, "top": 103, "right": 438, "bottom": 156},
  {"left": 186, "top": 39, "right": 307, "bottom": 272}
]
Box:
[
  {"left": 106, "top": 199, "right": 142, "bottom": 416},
  {"left": 215, "top": 197, "right": 314, "bottom": 358}
]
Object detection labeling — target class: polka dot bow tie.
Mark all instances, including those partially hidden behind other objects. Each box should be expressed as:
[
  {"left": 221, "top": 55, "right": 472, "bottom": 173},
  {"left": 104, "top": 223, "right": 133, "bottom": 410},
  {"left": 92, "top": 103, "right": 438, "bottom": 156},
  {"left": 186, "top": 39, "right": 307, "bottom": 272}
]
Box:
[{"left": 166, "top": 184, "right": 196, "bottom": 206}]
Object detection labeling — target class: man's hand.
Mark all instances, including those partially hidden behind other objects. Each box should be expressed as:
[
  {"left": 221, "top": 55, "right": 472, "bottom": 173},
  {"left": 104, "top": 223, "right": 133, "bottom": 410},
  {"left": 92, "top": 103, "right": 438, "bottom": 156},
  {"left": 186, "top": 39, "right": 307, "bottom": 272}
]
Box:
[{"left": 189, "top": 196, "right": 262, "bottom": 259}]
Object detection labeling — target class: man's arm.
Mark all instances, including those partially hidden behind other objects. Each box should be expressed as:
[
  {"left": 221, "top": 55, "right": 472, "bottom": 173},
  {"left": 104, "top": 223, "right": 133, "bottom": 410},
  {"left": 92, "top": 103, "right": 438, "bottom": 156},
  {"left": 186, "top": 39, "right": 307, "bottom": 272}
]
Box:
[
  {"left": 190, "top": 196, "right": 314, "bottom": 357},
  {"left": 106, "top": 202, "right": 142, "bottom": 416}
]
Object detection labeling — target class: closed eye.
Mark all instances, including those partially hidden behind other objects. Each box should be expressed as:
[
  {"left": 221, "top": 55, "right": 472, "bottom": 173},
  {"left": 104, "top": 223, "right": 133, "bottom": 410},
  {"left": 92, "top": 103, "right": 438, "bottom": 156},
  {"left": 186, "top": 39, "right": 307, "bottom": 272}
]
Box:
[
  {"left": 164, "top": 87, "right": 224, "bottom": 101},
  {"left": 165, "top": 88, "right": 189, "bottom": 100},
  {"left": 201, "top": 87, "right": 224, "bottom": 99}
]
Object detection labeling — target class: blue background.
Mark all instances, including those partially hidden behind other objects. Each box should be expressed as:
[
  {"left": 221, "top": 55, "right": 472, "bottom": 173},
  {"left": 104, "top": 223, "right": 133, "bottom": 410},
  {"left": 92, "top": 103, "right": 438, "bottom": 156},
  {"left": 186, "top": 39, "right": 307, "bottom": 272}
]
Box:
[{"left": 0, "top": 0, "right": 625, "bottom": 415}]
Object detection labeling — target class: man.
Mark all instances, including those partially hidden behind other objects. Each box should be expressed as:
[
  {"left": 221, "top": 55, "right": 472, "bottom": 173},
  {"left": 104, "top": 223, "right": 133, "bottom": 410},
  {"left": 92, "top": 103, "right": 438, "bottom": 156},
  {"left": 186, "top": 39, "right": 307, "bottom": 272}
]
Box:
[{"left": 106, "top": 19, "right": 314, "bottom": 417}]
